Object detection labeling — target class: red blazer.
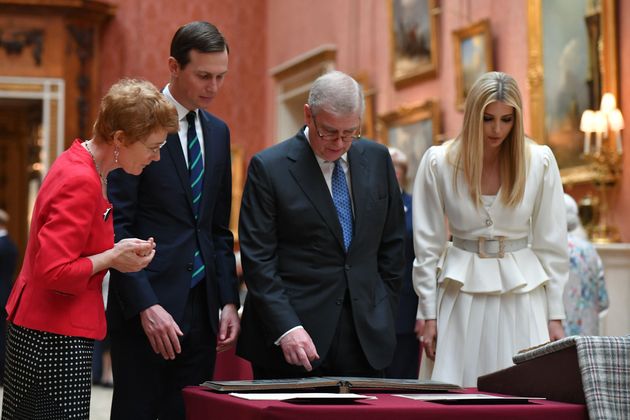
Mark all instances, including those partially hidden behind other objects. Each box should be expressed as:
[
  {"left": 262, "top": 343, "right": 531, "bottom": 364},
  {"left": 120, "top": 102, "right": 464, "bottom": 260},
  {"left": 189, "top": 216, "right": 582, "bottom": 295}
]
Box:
[{"left": 6, "top": 140, "right": 113, "bottom": 340}]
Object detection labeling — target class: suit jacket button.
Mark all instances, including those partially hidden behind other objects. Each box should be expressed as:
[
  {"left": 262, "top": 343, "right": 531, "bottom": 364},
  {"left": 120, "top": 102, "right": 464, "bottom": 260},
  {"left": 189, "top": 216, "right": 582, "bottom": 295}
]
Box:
[
  {"left": 336, "top": 298, "right": 343, "bottom": 305},
  {"left": 344, "top": 265, "right": 351, "bottom": 271},
  {"left": 186, "top": 263, "right": 193, "bottom": 271}
]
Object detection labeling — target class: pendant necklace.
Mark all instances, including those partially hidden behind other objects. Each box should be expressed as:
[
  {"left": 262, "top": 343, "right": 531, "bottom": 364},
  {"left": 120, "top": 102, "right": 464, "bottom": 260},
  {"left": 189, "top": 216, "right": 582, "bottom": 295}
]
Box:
[{"left": 84, "top": 141, "right": 108, "bottom": 186}]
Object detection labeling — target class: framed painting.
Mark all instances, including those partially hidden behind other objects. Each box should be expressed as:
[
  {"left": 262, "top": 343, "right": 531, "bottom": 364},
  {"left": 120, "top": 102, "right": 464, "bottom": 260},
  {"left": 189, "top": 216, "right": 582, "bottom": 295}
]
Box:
[
  {"left": 452, "top": 19, "right": 493, "bottom": 110},
  {"left": 362, "top": 88, "right": 376, "bottom": 140},
  {"left": 379, "top": 100, "right": 440, "bottom": 191},
  {"left": 528, "top": 0, "right": 618, "bottom": 184},
  {"left": 390, "top": 0, "right": 438, "bottom": 87},
  {"left": 353, "top": 72, "right": 377, "bottom": 140}
]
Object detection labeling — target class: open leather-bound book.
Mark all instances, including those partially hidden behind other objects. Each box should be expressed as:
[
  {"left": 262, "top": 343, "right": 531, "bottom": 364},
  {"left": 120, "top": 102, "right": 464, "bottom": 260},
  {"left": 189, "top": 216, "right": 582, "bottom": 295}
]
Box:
[{"left": 201, "top": 377, "right": 461, "bottom": 393}]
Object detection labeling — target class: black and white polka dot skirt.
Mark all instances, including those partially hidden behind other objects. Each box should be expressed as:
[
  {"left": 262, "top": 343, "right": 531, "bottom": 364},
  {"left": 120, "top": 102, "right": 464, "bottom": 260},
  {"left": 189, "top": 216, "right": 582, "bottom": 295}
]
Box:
[{"left": 1, "top": 323, "right": 94, "bottom": 420}]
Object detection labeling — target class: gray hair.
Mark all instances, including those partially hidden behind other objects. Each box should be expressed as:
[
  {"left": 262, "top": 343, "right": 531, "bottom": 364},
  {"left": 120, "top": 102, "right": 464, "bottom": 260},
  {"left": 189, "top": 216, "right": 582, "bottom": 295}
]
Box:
[
  {"left": 564, "top": 194, "right": 579, "bottom": 232},
  {"left": 308, "top": 71, "right": 364, "bottom": 117}
]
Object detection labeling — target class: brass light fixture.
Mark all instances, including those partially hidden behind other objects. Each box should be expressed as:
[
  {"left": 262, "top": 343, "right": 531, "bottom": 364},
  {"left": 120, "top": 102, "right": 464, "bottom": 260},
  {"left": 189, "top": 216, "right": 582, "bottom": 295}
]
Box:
[{"left": 579, "top": 93, "right": 624, "bottom": 243}]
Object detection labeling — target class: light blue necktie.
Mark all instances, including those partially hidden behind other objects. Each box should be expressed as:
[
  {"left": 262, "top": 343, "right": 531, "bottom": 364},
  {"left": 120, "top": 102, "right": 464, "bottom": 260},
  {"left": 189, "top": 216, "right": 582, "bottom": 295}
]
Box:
[
  {"left": 332, "top": 159, "right": 353, "bottom": 251},
  {"left": 186, "top": 111, "right": 205, "bottom": 288}
]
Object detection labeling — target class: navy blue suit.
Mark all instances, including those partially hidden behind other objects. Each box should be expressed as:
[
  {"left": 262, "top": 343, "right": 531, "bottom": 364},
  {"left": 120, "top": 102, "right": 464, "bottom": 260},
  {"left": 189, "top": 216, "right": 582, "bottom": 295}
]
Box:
[
  {"left": 107, "top": 108, "right": 239, "bottom": 419},
  {"left": 237, "top": 130, "right": 405, "bottom": 376},
  {"left": 385, "top": 191, "right": 420, "bottom": 378},
  {"left": 0, "top": 233, "right": 17, "bottom": 381}
]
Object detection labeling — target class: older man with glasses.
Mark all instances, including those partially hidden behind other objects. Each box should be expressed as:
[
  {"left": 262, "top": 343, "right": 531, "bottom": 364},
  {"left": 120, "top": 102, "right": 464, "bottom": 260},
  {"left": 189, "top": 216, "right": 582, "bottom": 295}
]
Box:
[{"left": 237, "top": 70, "right": 406, "bottom": 379}]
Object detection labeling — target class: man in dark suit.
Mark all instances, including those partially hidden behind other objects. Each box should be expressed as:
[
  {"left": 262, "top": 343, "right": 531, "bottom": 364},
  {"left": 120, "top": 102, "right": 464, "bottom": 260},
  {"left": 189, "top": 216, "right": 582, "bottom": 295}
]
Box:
[
  {"left": 107, "top": 21, "right": 240, "bottom": 420},
  {"left": 0, "top": 209, "right": 18, "bottom": 382},
  {"left": 237, "top": 71, "right": 405, "bottom": 379},
  {"left": 385, "top": 147, "right": 423, "bottom": 379}
]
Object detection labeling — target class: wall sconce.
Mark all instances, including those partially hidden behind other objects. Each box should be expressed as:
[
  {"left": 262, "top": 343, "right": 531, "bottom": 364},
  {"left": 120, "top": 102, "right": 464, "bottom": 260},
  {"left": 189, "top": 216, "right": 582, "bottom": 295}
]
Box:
[
  {"left": 600, "top": 92, "right": 616, "bottom": 113},
  {"left": 608, "top": 108, "right": 625, "bottom": 153},
  {"left": 580, "top": 109, "right": 595, "bottom": 154},
  {"left": 593, "top": 110, "right": 608, "bottom": 153},
  {"left": 580, "top": 92, "right": 625, "bottom": 156},
  {"left": 578, "top": 92, "right": 624, "bottom": 243}
]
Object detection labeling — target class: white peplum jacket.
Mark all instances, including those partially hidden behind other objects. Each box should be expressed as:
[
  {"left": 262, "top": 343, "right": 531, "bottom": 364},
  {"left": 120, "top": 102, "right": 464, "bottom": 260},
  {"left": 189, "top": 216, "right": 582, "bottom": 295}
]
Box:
[{"left": 412, "top": 141, "right": 569, "bottom": 321}]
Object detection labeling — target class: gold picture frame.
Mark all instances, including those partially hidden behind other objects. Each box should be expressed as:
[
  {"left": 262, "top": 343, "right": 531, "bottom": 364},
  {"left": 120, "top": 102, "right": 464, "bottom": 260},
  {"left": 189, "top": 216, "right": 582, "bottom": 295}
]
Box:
[
  {"left": 452, "top": 19, "right": 493, "bottom": 110},
  {"left": 363, "top": 88, "right": 376, "bottom": 140},
  {"left": 390, "top": 0, "right": 439, "bottom": 88},
  {"left": 379, "top": 100, "right": 440, "bottom": 191},
  {"left": 353, "top": 72, "right": 377, "bottom": 140},
  {"left": 230, "top": 145, "right": 244, "bottom": 244},
  {"left": 527, "top": 0, "right": 618, "bottom": 185}
]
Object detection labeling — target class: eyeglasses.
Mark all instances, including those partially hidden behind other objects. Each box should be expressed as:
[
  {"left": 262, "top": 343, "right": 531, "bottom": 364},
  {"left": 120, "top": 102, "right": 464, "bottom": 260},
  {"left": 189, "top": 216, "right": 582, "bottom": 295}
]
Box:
[
  {"left": 312, "top": 116, "right": 361, "bottom": 143},
  {"left": 142, "top": 140, "right": 167, "bottom": 154}
]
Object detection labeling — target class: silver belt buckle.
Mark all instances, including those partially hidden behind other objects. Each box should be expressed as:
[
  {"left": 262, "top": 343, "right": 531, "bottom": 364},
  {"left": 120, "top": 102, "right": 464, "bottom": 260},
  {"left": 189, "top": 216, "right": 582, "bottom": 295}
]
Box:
[{"left": 478, "top": 236, "right": 505, "bottom": 258}]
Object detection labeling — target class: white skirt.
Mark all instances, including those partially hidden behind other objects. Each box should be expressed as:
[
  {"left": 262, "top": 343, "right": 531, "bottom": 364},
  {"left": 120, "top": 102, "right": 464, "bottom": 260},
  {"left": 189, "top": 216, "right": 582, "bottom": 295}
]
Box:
[{"left": 419, "top": 279, "right": 550, "bottom": 387}]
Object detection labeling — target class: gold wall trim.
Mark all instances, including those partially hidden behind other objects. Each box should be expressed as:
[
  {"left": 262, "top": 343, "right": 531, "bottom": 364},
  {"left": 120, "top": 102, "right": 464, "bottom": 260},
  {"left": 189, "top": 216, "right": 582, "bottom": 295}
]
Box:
[
  {"left": 270, "top": 45, "right": 337, "bottom": 82},
  {"left": 527, "top": 0, "right": 544, "bottom": 144},
  {"left": 0, "top": 76, "right": 65, "bottom": 174}
]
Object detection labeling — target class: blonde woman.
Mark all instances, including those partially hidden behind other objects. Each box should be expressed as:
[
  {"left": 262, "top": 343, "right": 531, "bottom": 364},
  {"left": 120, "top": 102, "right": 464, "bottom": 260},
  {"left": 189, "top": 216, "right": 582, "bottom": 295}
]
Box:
[{"left": 413, "top": 71, "right": 568, "bottom": 387}]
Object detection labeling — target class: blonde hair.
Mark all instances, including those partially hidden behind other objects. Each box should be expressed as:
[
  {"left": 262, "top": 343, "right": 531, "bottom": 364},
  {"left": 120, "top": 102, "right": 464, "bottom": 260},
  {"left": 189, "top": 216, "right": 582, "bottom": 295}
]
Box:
[
  {"left": 449, "top": 71, "right": 527, "bottom": 207},
  {"left": 93, "top": 78, "right": 179, "bottom": 144}
]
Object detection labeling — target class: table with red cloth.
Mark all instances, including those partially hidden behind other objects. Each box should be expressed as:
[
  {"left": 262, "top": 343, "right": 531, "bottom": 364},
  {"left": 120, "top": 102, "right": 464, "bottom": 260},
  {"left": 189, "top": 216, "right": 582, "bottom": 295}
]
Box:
[
  {"left": 213, "top": 347, "right": 253, "bottom": 381},
  {"left": 183, "top": 387, "right": 587, "bottom": 420}
]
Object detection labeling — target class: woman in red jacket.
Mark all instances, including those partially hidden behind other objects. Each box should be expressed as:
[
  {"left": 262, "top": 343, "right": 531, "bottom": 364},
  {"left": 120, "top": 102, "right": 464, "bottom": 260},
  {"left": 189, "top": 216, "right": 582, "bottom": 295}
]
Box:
[{"left": 2, "top": 78, "right": 179, "bottom": 420}]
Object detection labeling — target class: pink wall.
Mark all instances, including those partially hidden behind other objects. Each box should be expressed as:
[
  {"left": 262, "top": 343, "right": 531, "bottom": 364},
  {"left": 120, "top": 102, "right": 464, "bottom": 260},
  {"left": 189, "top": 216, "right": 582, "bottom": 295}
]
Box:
[
  {"left": 266, "top": 0, "right": 528, "bottom": 142},
  {"left": 378, "top": 0, "right": 530, "bottom": 140},
  {"left": 266, "top": 0, "right": 630, "bottom": 241},
  {"left": 99, "top": 0, "right": 268, "bottom": 157},
  {"left": 97, "top": 0, "right": 630, "bottom": 241}
]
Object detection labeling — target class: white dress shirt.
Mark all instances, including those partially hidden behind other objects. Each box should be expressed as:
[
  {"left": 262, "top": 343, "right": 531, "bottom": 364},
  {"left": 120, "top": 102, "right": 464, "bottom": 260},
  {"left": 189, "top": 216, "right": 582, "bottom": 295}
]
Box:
[{"left": 163, "top": 85, "right": 205, "bottom": 166}]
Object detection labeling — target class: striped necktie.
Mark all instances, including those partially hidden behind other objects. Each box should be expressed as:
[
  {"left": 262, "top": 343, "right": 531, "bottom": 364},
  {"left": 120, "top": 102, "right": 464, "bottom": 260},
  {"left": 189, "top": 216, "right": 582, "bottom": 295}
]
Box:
[
  {"left": 186, "top": 111, "right": 205, "bottom": 288},
  {"left": 331, "top": 159, "right": 353, "bottom": 251}
]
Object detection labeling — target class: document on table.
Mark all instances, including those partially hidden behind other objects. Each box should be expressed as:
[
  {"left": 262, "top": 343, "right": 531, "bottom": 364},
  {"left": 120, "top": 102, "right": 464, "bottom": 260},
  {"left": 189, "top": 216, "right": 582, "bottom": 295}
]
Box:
[
  {"left": 394, "top": 393, "right": 545, "bottom": 402},
  {"left": 203, "top": 376, "right": 459, "bottom": 392},
  {"left": 230, "top": 392, "right": 376, "bottom": 402}
]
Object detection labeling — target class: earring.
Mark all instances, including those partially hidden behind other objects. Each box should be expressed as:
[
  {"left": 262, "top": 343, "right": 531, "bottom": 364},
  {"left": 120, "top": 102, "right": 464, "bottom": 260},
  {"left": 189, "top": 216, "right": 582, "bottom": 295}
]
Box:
[{"left": 114, "top": 147, "right": 120, "bottom": 164}]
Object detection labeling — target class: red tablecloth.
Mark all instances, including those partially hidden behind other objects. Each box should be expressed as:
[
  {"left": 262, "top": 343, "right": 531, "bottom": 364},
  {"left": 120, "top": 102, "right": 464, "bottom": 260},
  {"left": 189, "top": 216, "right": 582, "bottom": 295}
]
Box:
[
  {"left": 183, "top": 387, "right": 588, "bottom": 420},
  {"left": 213, "top": 347, "right": 253, "bottom": 381}
]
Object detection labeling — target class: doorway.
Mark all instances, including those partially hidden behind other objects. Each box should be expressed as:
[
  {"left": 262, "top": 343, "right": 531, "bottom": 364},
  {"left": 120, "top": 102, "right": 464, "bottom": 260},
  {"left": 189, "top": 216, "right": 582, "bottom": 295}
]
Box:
[
  {"left": 0, "top": 98, "right": 41, "bottom": 264},
  {"left": 0, "top": 76, "right": 64, "bottom": 264}
]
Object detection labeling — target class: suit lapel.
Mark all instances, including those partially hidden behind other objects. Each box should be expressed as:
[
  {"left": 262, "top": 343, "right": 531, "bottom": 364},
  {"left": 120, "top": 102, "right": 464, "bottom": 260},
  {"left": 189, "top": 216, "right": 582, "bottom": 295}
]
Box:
[
  {"left": 160, "top": 86, "right": 195, "bottom": 215},
  {"left": 198, "top": 112, "right": 216, "bottom": 218},
  {"left": 164, "top": 131, "right": 194, "bottom": 210},
  {"left": 347, "top": 141, "right": 368, "bottom": 250},
  {"left": 287, "top": 132, "right": 345, "bottom": 251},
  {"left": 165, "top": 110, "right": 219, "bottom": 220}
]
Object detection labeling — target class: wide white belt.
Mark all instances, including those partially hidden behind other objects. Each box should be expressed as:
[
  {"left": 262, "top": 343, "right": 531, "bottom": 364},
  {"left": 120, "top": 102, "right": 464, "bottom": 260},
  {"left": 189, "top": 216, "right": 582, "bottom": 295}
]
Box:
[{"left": 452, "top": 236, "right": 528, "bottom": 258}]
